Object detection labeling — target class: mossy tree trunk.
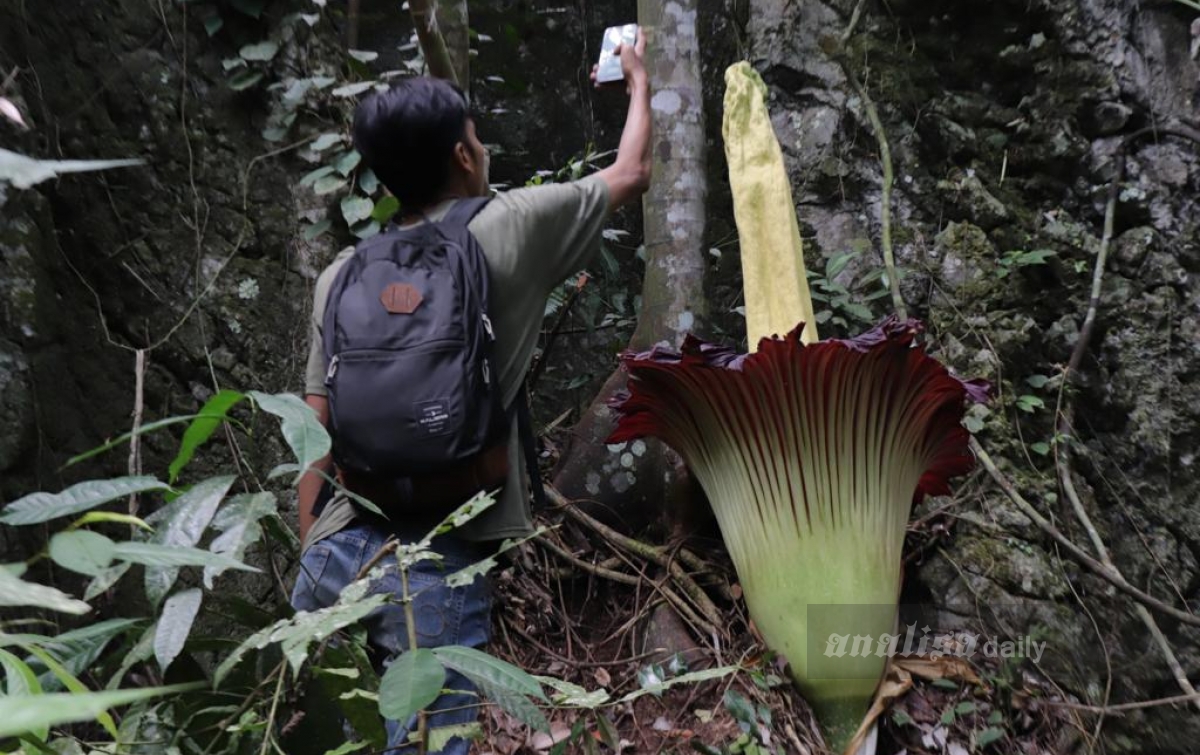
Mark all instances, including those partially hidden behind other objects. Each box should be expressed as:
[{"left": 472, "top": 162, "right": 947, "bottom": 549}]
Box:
[{"left": 552, "top": 0, "right": 709, "bottom": 531}]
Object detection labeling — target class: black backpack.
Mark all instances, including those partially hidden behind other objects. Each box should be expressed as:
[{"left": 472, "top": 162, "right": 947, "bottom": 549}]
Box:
[{"left": 321, "top": 197, "right": 507, "bottom": 478}]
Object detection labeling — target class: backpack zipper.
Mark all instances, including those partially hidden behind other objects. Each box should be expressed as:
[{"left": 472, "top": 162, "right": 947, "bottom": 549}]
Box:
[
  {"left": 326, "top": 354, "right": 340, "bottom": 382},
  {"left": 482, "top": 313, "right": 495, "bottom": 340}
]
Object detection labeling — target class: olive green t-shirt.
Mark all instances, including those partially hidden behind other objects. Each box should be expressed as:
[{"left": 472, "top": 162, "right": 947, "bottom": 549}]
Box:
[{"left": 303, "top": 174, "right": 610, "bottom": 547}]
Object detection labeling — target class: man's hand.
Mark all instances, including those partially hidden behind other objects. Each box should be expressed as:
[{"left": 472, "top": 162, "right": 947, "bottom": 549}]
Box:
[
  {"left": 590, "top": 29, "right": 648, "bottom": 93},
  {"left": 595, "top": 26, "right": 652, "bottom": 210}
]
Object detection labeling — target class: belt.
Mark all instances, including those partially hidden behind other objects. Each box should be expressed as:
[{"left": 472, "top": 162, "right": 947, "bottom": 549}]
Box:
[{"left": 339, "top": 441, "right": 510, "bottom": 516}]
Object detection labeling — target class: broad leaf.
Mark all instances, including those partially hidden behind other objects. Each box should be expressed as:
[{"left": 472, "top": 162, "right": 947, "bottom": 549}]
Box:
[
  {"left": 74, "top": 511, "right": 151, "bottom": 530},
  {"left": 334, "top": 150, "right": 362, "bottom": 176},
  {"left": 106, "top": 623, "right": 156, "bottom": 691},
  {"left": 323, "top": 743, "right": 370, "bottom": 755},
  {"left": 371, "top": 196, "right": 400, "bottom": 223},
  {"left": 154, "top": 588, "right": 203, "bottom": 672},
  {"left": 113, "top": 542, "right": 256, "bottom": 572},
  {"left": 18, "top": 619, "right": 141, "bottom": 688},
  {"left": 332, "top": 82, "right": 374, "bottom": 98},
  {"left": 0, "top": 477, "right": 168, "bottom": 526},
  {"left": 228, "top": 70, "right": 264, "bottom": 91},
  {"left": 22, "top": 645, "right": 118, "bottom": 737},
  {"left": 340, "top": 195, "right": 374, "bottom": 225},
  {"left": 169, "top": 391, "right": 246, "bottom": 483},
  {"left": 0, "top": 566, "right": 90, "bottom": 614},
  {"left": 0, "top": 685, "right": 197, "bottom": 739},
  {"left": 215, "top": 590, "right": 387, "bottom": 683},
  {"left": 434, "top": 647, "right": 548, "bottom": 701},
  {"left": 248, "top": 392, "right": 331, "bottom": 474},
  {"left": 0, "top": 648, "right": 42, "bottom": 697},
  {"left": 311, "top": 132, "right": 343, "bottom": 151},
  {"left": 313, "top": 175, "right": 348, "bottom": 195},
  {"left": 144, "top": 476, "right": 234, "bottom": 606},
  {"left": 239, "top": 40, "right": 279, "bottom": 62},
  {"left": 0, "top": 149, "right": 142, "bottom": 190},
  {"left": 378, "top": 648, "right": 445, "bottom": 722},
  {"left": 534, "top": 676, "right": 610, "bottom": 709},
  {"left": 302, "top": 220, "right": 332, "bottom": 241},
  {"left": 204, "top": 492, "right": 277, "bottom": 588},
  {"left": 300, "top": 165, "right": 336, "bottom": 186},
  {"left": 48, "top": 530, "right": 115, "bottom": 576},
  {"left": 84, "top": 562, "right": 132, "bottom": 600},
  {"left": 616, "top": 665, "right": 740, "bottom": 703},
  {"left": 427, "top": 723, "right": 484, "bottom": 752}
]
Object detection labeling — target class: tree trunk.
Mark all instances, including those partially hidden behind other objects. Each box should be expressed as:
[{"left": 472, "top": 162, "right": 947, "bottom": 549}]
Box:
[{"left": 552, "top": 0, "right": 709, "bottom": 531}]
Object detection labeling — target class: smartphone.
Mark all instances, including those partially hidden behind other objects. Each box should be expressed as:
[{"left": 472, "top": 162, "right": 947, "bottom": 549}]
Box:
[{"left": 595, "top": 24, "right": 638, "bottom": 84}]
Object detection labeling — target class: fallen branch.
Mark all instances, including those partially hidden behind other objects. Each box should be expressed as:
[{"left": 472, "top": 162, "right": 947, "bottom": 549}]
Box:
[
  {"left": 1053, "top": 124, "right": 1200, "bottom": 713},
  {"left": 970, "top": 438, "right": 1200, "bottom": 629},
  {"left": 547, "top": 485, "right": 725, "bottom": 629}
]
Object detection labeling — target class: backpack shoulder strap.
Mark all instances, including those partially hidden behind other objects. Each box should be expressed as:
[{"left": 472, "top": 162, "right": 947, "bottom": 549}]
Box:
[
  {"left": 514, "top": 380, "right": 547, "bottom": 512},
  {"left": 440, "top": 196, "right": 492, "bottom": 230}
]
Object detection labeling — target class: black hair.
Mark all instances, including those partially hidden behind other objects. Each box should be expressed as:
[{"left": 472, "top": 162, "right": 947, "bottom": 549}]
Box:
[{"left": 351, "top": 77, "right": 469, "bottom": 208}]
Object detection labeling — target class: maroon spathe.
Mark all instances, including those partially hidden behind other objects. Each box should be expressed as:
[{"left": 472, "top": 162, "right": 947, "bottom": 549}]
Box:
[{"left": 607, "top": 316, "right": 991, "bottom": 508}]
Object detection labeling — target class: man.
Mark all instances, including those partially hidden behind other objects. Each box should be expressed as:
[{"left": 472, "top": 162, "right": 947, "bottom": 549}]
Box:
[{"left": 292, "top": 32, "right": 651, "bottom": 754}]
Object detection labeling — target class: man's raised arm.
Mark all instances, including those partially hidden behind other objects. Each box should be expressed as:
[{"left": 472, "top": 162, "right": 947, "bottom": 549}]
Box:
[{"left": 596, "top": 30, "right": 652, "bottom": 210}]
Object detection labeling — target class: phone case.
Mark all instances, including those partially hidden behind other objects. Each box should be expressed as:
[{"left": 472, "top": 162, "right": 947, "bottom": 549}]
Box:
[{"left": 596, "top": 24, "right": 638, "bottom": 84}]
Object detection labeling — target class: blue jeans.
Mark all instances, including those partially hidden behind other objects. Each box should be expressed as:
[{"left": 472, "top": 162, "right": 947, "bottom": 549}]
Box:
[{"left": 291, "top": 521, "right": 493, "bottom": 754}]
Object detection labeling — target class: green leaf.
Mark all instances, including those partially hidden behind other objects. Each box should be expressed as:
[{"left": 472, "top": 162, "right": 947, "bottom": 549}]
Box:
[
  {"left": 340, "top": 195, "right": 374, "bottom": 225},
  {"left": 940, "top": 707, "right": 956, "bottom": 725},
  {"left": 0, "top": 648, "right": 41, "bottom": 697},
  {"left": 112, "top": 542, "right": 257, "bottom": 572},
  {"left": 987, "top": 710, "right": 1004, "bottom": 725},
  {"left": 431, "top": 646, "right": 547, "bottom": 702},
  {"left": 825, "top": 252, "right": 856, "bottom": 280},
  {"left": 204, "top": 492, "right": 277, "bottom": 588},
  {"left": 227, "top": 69, "right": 264, "bottom": 91},
  {"left": 841, "top": 302, "right": 875, "bottom": 323},
  {"left": 533, "top": 676, "right": 610, "bottom": 709},
  {"left": 154, "top": 588, "right": 202, "bottom": 672},
  {"left": 311, "top": 133, "right": 344, "bottom": 152},
  {"left": 105, "top": 623, "right": 156, "bottom": 691},
  {"left": 332, "top": 82, "right": 374, "bottom": 98},
  {"left": 313, "top": 175, "right": 348, "bottom": 196},
  {"left": 239, "top": 40, "right": 279, "bottom": 62},
  {"left": 358, "top": 169, "right": 379, "bottom": 195},
  {"left": 302, "top": 219, "right": 333, "bottom": 241},
  {"left": 347, "top": 49, "right": 379, "bottom": 63},
  {"left": 1024, "top": 374, "right": 1051, "bottom": 389},
  {"left": 351, "top": 219, "right": 380, "bottom": 239},
  {"left": 1015, "top": 394, "right": 1045, "bottom": 413},
  {"left": 48, "top": 531, "right": 115, "bottom": 577},
  {"left": 74, "top": 511, "right": 151, "bottom": 530},
  {"left": 723, "top": 689, "right": 755, "bottom": 724},
  {"left": 618, "top": 665, "right": 741, "bottom": 704},
  {"left": 0, "top": 149, "right": 143, "bottom": 190},
  {"left": 977, "top": 726, "right": 1005, "bottom": 747},
  {"left": 0, "top": 477, "right": 168, "bottom": 526},
  {"left": 1030, "top": 441, "right": 1051, "bottom": 456},
  {"left": 84, "top": 562, "right": 131, "bottom": 600},
  {"left": 203, "top": 12, "right": 224, "bottom": 37},
  {"left": 955, "top": 701, "right": 977, "bottom": 715},
  {"left": 0, "top": 568, "right": 89, "bottom": 615},
  {"left": 427, "top": 723, "right": 483, "bottom": 752},
  {"left": 322, "top": 743, "right": 370, "bottom": 755},
  {"left": 334, "top": 150, "right": 362, "bottom": 176},
  {"left": 248, "top": 392, "right": 331, "bottom": 474},
  {"left": 21, "top": 645, "right": 118, "bottom": 737},
  {"left": 371, "top": 196, "right": 400, "bottom": 223},
  {"left": 64, "top": 415, "right": 208, "bottom": 467},
  {"left": 143, "top": 475, "right": 235, "bottom": 606},
  {"left": 300, "top": 165, "right": 337, "bottom": 187},
  {"left": 378, "top": 648, "right": 445, "bottom": 721},
  {"left": 16, "top": 619, "right": 141, "bottom": 693},
  {"left": 215, "top": 589, "right": 388, "bottom": 683},
  {"left": 892, "top": 709, "right": 914, "bottom": 727},
  {"left": 932, "top": 678, "right": 960, "bottom": 690},
  {"left": 0, "top": 685, "right": 198, "bottom": 739},
  {"left": 169, "top": 390, "right": 245, "bottom": 483}
]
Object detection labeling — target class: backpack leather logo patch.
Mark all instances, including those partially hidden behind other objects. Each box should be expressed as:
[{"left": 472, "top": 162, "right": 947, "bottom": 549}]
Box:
[{"left": 380, "top": 283, "right": 423, "bottom": 314}]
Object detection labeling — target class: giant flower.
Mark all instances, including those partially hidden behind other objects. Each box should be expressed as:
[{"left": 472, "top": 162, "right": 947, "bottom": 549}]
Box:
[{"left": 607, "top": 63, "right": 989, "bottom": 752}]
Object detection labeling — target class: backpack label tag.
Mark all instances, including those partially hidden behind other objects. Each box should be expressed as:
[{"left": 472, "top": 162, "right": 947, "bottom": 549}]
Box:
[
  {"left": 416, "top": 399, "right": 452, "bottom": 436},
  {"left": 380, "top": 282, "right": 423, "bottom": 314}
]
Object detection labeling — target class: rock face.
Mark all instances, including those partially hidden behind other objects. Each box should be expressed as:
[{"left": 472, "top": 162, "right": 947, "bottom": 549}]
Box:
[{"left": 743, "top": 0, "right": 1199, "bottom": 750}]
